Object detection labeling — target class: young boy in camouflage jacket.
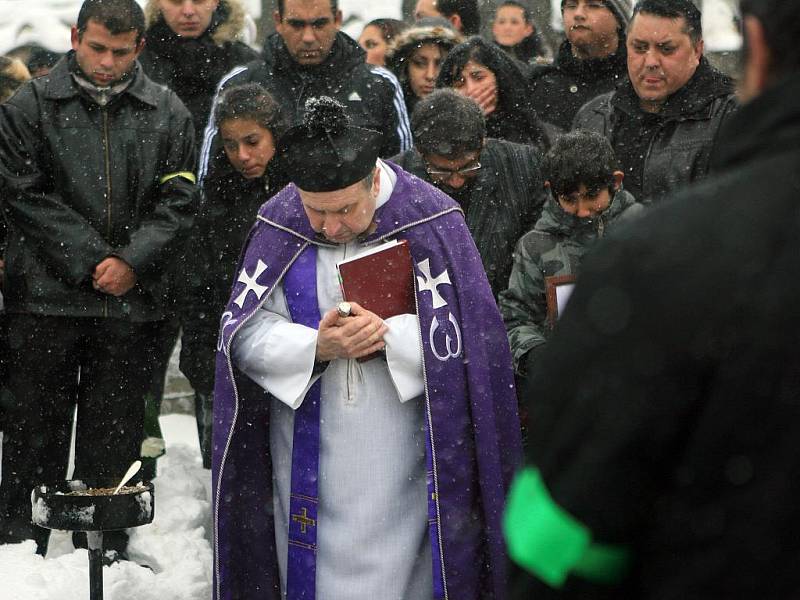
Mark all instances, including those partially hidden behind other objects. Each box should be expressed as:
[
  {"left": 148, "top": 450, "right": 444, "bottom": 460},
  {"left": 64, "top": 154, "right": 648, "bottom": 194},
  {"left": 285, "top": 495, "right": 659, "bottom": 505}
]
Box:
[{"left": 499, "top": 130, "right": 644, "bottom": 379}]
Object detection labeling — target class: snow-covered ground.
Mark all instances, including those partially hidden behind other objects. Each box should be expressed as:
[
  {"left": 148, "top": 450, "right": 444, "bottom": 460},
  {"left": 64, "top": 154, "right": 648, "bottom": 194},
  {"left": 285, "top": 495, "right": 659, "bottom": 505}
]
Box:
[{"left": 0, "top": 414, "right": 213, "bottom": 600}]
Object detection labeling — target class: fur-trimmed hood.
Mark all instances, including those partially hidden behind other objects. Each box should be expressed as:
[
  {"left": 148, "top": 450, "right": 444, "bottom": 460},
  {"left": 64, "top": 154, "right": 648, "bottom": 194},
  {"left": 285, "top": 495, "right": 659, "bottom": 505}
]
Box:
[
  {"left": 385, "top": 25, "right": 463, "bottom": 78},
  {"left": 144, "top": 0, "right": 248, "bottom": 46}
]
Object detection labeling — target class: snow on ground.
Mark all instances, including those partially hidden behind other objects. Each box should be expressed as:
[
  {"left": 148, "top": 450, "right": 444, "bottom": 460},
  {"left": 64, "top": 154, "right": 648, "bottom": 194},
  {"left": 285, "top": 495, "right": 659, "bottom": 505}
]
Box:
[{"left": 0, "top": 414, "right": 213, "bottom": 600}]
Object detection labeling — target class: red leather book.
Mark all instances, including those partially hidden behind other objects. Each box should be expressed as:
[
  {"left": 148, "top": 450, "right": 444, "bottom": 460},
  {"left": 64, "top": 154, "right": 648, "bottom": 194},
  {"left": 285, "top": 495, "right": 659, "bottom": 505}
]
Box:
[{"left": 336, "top": 239, "right": 416, "bottom": 320}]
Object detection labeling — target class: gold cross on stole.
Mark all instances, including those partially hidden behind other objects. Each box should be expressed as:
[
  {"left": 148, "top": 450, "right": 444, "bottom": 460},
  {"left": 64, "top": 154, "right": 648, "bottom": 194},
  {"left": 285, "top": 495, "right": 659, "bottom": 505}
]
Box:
[{"left": 292, "top": 507, "right": 316, "bottom": 534}]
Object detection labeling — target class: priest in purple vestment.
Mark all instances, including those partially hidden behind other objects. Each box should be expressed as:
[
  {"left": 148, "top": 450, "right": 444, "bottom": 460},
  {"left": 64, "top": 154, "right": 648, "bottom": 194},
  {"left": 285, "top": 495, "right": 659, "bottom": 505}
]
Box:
[{"left": 212, "top": 96, "right": 522, "bottom": 600}]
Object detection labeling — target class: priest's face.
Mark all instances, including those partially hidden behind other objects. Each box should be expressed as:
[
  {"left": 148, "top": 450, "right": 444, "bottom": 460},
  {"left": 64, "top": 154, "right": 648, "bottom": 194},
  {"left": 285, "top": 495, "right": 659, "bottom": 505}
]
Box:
[{"left": 300, "top": 169, "right": 380, "bottom": 244}]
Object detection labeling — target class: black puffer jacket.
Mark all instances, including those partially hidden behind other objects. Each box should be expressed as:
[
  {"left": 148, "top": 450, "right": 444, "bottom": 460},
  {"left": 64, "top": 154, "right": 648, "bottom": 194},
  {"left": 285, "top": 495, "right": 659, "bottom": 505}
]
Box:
[
  {"left": 573, "top": 58, "right": 738, "bottom": 202},
  {"left": 198, "top": 31, "right": 410, "bottom": 187},
  {"left": 139, "top": 0, "right": 259, "bottom": 141},
  {"left": 528, "top": 37, "right": 628, "bottom": 131},
  {"left": 393, "top": 138, "right": 546, "bottom": 298},
  {"left": 0, "top": 55, "right": 196, "bottom": 321}
]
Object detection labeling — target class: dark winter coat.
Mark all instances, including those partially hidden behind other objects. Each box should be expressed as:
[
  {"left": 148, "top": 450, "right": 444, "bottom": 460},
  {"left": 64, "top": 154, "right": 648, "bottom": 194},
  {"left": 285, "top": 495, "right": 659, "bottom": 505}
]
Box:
[
  {"left": 436, "top": 37, "right": 551, "bottom": 151},
  {"left": 528, "top": 37, "right": 627, "bottom": 131},
  {"left": 0, "top": 55, "right": 196, "bottom": 321},
  {"left": 394, "top": 138, "right": 546, "bottom": 298},
  {"left": 506, "top": 71, "right": 800, "bottom": 599},
  {"left": 180, "top": 168, "right": 276, "bottom": 394},
  {"left": 139, "top": 0, "right": 259, "bottom": 142},
  {"left": 499, "top": 189, "right": 642, "bottom": 374},
  {"left": 572, "top": 57, "right": 737, "bottom": 202}
]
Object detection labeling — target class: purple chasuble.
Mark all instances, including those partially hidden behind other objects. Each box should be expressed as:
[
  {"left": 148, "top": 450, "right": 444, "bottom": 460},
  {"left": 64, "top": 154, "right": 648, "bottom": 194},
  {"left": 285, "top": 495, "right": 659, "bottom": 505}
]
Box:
[{"left": 212, "top": 162, "right": 523, "bottom": 600}]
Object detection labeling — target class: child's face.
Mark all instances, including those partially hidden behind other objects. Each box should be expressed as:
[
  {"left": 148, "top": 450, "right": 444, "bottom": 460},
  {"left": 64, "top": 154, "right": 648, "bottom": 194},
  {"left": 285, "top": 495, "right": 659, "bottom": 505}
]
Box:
[{"left": 557, "top": 184, "right": 612, "bottom": 218}]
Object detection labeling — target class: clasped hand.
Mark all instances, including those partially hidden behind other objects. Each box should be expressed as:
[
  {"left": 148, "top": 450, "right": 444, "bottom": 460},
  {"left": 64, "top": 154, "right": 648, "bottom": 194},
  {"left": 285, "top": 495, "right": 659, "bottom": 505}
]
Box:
[
  {"left": 92, "top": 256, "right": 136, "bottom": 297},
  {"left": 316, "top": 301, "right": 388, "bottom": 361}
]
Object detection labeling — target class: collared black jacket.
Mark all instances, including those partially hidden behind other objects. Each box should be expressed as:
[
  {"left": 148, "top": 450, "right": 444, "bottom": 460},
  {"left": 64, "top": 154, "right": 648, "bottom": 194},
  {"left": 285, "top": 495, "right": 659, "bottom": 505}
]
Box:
[
  {"left": 572, "top": 58, "right": 738, "bottom": 202},
  {"left": 393, "top": 139, "right": 546, "bottom": 299},
  {"left": 528, "top": 38, "right": 628, "bottom": 132},
  {"left": 0, "top": 55, "right": 197, "bottom": 321}
]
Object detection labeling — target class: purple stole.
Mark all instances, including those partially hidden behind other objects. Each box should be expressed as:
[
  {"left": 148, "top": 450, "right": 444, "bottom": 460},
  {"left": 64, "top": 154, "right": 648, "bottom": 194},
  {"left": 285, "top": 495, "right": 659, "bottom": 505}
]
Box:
[
  {"left": 282, "top": 246, "right": 321, "bottom": 599},
  {"left": 281, "top": 244, "right": 446, "bottom": 600}
]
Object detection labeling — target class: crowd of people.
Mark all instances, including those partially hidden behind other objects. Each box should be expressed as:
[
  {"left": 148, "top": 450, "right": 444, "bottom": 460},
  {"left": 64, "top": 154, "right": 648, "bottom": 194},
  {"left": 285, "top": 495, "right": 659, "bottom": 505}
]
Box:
[{"left": 0, "top": 0, "right": 799, "bottom": 598}]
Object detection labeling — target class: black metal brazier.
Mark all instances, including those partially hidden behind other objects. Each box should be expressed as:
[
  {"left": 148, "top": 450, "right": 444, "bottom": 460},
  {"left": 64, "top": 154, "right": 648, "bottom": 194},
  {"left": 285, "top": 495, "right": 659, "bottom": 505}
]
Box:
[{"left": 32, "top": 479, "right": 154, "bottom": 600}]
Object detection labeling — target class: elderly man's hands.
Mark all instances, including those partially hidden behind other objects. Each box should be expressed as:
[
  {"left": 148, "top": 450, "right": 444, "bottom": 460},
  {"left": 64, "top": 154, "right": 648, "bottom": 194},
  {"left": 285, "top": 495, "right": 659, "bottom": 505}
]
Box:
[
  {"left": 316, "top": 301, "right": 388, "bottom": 361},
  {"left": 93, "top": 256, "right": 136, "bottom": 297}
]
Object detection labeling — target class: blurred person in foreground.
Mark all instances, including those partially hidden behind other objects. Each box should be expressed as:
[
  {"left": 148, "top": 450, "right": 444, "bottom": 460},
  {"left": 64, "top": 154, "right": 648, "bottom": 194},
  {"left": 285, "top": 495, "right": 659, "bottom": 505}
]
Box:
[
  {"left": 212, "top": 95, "right": 521, "bottom": 599},
  {"left": 0, "top": 0, "right": 195, "bottom": 560},
  {"left": 504, "top": 0, "right": 800, "bottom": 597},
  {"left": 573, "top": 0, "right": 737, "bottom": 202},
  {"left": 394, "top": 88, "right": 546, "bottom": 298}
]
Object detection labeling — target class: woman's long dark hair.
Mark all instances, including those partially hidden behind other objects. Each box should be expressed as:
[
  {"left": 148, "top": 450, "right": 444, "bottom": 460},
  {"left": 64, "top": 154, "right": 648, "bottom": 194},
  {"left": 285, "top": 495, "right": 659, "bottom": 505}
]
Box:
[{"left": 436, "top": 36, "right": 549, "bottom": 150}]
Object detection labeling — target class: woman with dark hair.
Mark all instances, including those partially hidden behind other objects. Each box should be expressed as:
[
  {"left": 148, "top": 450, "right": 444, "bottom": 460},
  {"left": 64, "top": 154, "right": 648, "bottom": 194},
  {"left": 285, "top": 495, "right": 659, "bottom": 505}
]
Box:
[
  {"left": 386, "top": 25, "right": 463, "bottom": 115},
  {"left": 181, "top": 83, "right": 286, "bottom": 468},
  {"left": 358, "top": 18, "right": 408, "bottom": 66},
  {"left": 436, "top": 36, "right": 551, "bottom": 151}
]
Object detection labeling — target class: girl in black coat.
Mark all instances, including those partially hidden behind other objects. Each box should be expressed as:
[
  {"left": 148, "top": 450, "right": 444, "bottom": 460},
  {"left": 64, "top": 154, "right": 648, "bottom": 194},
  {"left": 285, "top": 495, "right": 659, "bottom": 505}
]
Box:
[{"left": 181, "top": 83, "right": 286, "bottom": 467}]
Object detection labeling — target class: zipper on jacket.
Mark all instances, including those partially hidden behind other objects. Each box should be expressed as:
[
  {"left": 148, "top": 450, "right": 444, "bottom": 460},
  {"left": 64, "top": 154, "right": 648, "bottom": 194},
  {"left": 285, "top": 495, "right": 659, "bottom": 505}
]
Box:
[{"left": 101, "top": 109, "right": 112, "bottom": 318}]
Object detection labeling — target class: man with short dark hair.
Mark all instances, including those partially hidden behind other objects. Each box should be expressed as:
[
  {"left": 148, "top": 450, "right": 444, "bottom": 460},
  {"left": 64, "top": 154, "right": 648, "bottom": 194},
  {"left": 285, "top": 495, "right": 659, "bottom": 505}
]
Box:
[
  {"left": 528, "top": 0, "right": 632, "bottom": 130},
  {"left": 573, "top": 0, "right": 737, "bottom": 202},
  {"left": 198, "top": 0, "right": 411, "bottom": 187},
  {"left": 393, "top": 89, "right": 546, "bottom": 298},
  {"left": 0, "top": 0, "right": 196, "bottom": 559},
  {"left": 505, "top": 0, "right": 800, "bottom": 597},
  {"left": 414, "top": 0, "right": 481, "bottom": 36}
]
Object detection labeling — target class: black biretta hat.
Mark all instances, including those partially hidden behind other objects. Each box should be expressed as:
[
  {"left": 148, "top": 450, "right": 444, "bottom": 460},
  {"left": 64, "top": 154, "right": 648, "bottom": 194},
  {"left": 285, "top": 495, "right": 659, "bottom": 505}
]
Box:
[{"left": 277, "top": 97, "right": 384, "bottom": 192}]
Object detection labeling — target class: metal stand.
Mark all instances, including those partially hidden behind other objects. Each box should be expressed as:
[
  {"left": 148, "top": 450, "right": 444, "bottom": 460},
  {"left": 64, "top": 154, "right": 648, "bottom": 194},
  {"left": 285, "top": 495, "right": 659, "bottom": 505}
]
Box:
[{"left": 87, "top": 530, "right": 104, "bottom": 600}]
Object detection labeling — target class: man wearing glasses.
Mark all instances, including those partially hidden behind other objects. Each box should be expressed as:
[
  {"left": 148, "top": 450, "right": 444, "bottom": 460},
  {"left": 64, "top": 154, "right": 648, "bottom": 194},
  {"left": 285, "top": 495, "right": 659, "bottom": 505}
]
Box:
[{"left": 394, "top": 89, "right": 546, "bottom": 298}]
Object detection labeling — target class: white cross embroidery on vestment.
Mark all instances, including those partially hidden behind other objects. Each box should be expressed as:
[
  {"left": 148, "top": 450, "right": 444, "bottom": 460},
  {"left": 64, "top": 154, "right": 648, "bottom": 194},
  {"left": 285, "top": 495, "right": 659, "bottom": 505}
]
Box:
[
  {"left": 416, "top": 258, "right": 452, "bottom": 309},
  {"left": 233, "top": 259, "right": 268, "bottom": 308}
]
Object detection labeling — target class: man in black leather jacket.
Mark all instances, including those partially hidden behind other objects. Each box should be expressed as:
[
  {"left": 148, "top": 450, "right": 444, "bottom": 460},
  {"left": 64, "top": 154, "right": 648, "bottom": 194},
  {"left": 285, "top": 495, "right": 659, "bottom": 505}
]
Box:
[
  {"left": 573, "top": 0, "right": 737, "bottom": 203},
  {"left": 0, "top": 0, "right": 196, "bottom": 559}
]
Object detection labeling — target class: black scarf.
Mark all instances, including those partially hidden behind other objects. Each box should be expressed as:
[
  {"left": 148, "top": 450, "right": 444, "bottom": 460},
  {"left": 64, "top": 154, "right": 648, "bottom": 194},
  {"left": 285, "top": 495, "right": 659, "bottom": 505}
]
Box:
[{"left": 144, "top": 6, "right": 230, "bottom": 94}]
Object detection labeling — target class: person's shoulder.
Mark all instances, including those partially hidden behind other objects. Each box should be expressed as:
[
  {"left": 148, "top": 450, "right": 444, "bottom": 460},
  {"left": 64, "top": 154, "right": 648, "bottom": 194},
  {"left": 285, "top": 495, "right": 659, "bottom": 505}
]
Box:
[
  {"left": 390, "top": 162, "right": 461, "bottom": 217},
  {"left": 486, "top": 138, "right": 540, "bottom": 161},
  {"left": 572, "top": 90, "right": 615, "bottom": 129}
]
